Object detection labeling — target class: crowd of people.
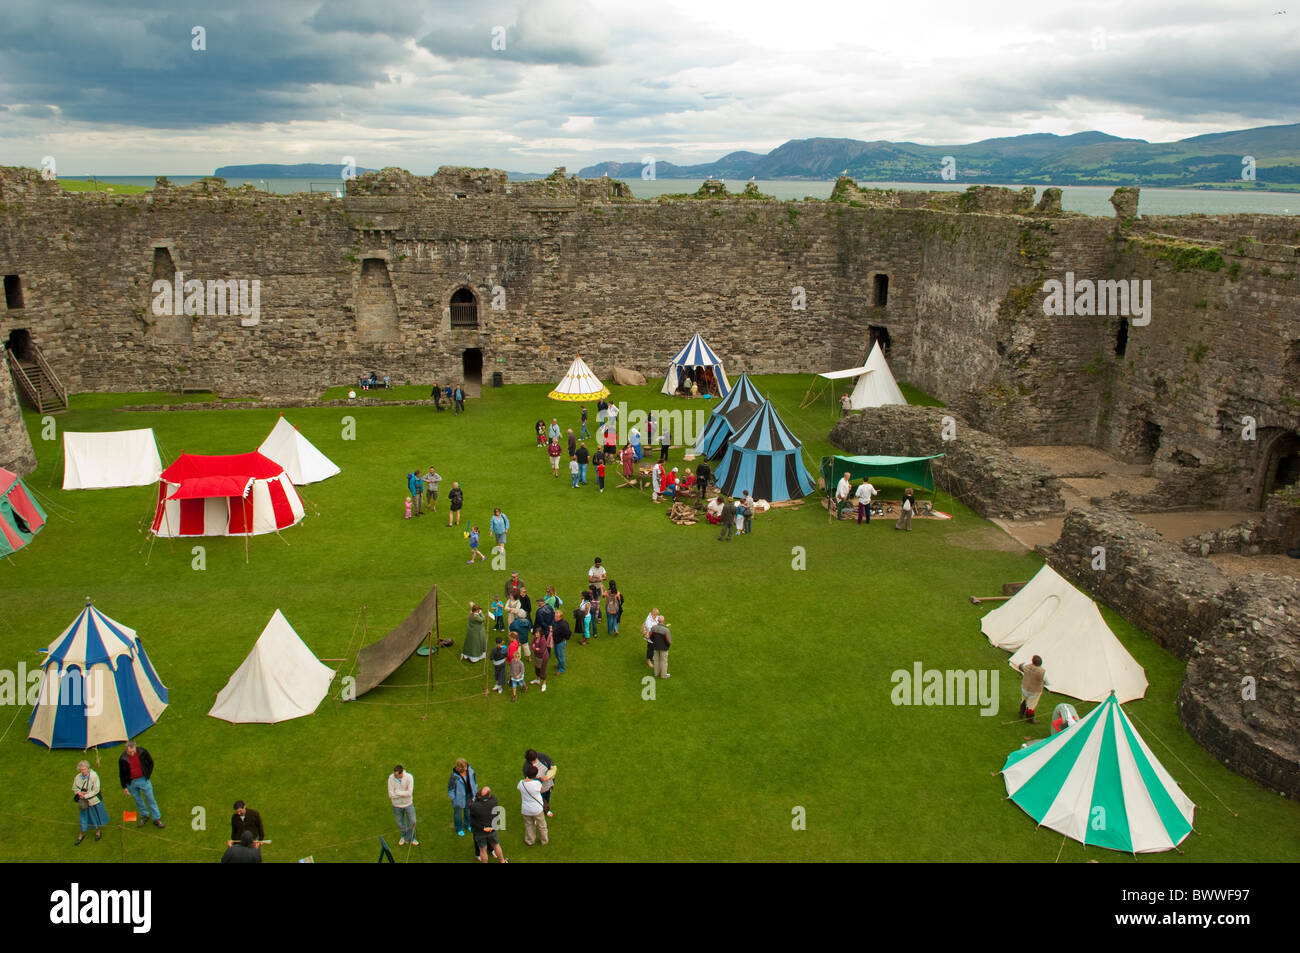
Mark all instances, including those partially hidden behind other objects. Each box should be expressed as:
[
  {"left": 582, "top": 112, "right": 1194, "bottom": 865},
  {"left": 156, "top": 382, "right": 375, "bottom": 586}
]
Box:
[
  {"left": 386, "top": 748, "right": 559, "bottom": 861},
  {"left": 671, "top": 364, "right": 719, "bottom": 397},
  {"left": 454, "top": 558, "right": 657, "bottom": 703}
]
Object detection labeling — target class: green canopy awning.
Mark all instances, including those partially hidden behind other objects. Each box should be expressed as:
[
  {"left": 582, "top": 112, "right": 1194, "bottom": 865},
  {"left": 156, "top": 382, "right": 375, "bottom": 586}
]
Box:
[{"left": 820, "top": 454, "right": 943, "bottom": 492}]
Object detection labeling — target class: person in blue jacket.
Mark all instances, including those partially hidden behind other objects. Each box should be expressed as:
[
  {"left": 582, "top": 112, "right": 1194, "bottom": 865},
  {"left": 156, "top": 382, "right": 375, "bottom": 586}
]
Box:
[
  {"left": 447, "top": 759, "right": 478, "bottom": 837},
  {"left": 490, "top": 508, "right": 510, "bottom": 556},
  {"left": 408, "top": 470, "right": 424, "bottom": 516}
]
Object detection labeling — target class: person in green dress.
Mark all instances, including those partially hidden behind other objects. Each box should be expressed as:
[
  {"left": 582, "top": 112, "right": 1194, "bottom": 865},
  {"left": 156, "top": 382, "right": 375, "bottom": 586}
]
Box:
[{"left": 462, "top": 603, "right": 488, "bottom": 662}]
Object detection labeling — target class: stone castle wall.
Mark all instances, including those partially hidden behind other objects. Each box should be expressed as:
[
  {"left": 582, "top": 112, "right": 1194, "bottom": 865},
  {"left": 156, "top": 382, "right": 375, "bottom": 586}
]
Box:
[
  {"left": 1046, "top": 504, "right": 1299, "bottom": 799},
  {"left": 829, "top": 405, "right": 1065, "bottom": 520},
  {"left": 0, "top": 352, "right": 35, "bottom": 474},
  {"left": 1, "top": 165, "right": 1297, "bottom": 508}
]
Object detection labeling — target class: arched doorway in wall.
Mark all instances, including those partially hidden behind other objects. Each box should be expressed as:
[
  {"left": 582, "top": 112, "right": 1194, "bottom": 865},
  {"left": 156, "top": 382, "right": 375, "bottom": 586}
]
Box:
[
  {"left": 1256, "top": 428, "right": 1300, "bottom": 508},
  {"left": 5, "top": 328, "right": 33, "bottom": 361},
  {"left": 450, "top": 288, "right": 478, "bottom": 329}
]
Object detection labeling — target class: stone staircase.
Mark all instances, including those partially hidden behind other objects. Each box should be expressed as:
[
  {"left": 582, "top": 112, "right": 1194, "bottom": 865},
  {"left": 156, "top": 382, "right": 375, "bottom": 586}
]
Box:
[{"left": 6, "top": 340, "right": 67, "bottom": 413}]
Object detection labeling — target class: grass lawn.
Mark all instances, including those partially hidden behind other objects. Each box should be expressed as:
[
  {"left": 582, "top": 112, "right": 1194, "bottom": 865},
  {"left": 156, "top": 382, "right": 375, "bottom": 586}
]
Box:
[
  {"left": 57, "top": 180, "right": 152, "bottom": 195},
  {"left": 3, "top": 375, "right": 1297, "bottom": 863}
]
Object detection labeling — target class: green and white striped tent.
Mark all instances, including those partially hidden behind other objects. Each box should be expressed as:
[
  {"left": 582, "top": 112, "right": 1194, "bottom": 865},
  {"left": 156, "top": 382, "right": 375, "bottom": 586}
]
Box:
[{"left": 1000, "top": 693, "right": 1196, "bottom": 854}]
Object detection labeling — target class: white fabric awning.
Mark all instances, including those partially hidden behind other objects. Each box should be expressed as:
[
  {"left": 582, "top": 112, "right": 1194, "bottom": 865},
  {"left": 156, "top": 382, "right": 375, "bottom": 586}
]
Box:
[{"left": 818, "top": 366, "right": 871, "bottom": 380}]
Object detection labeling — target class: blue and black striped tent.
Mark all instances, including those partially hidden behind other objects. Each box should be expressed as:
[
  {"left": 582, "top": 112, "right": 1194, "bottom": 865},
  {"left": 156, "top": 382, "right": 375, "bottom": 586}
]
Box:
[
  {"left": 713, "top": 400, "right": 816, "bottom": 503},
  {"left": 661, "top": 333, "right": 731, "bottom": 398},
  {"left": 693, "top": 373, "right": 764, "bottom": 459}
]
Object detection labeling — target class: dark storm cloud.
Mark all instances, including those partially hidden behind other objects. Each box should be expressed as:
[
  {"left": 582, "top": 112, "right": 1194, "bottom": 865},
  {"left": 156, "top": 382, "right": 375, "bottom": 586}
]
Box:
[{"left": 0, "top": 0, "right": 410, "bottom": 127}]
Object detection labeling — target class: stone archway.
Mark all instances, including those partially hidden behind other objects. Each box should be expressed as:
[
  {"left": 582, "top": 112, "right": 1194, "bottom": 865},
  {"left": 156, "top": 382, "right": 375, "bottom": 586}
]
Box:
[
  {"left": 449, "top": 287, "right": 478, "bottom": 329},
  {"left": 1255, "top": 427, "right": 1300, "bottom": 508}
]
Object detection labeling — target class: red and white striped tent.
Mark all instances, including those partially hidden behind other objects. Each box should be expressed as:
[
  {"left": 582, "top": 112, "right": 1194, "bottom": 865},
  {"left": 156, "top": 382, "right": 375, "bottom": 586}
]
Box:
[{"left": 151, "top": 451, "right": 304, "bottom": 538}]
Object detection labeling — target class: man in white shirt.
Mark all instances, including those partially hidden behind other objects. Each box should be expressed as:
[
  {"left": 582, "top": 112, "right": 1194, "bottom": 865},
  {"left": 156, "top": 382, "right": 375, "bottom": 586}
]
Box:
[
  {"left": 739, "top": 490, "right": 755, "bottom": 534},
  {"left": 388, "top": 765, "right": 418, "bottom": 846},
  {"left": 606, "top": 402, "right": 619, "bottom": 443},
  {"left": 518, "top": 765, "right": 549, "bottom": 846},
  {"left": 854, "top": 479, "right": 878, "bottom": 524},
  {"left": 587, "top": 558, "right": 607, "bottom": 597},
  {"left": 642, "top": 608, "right": 662, "bottom": 669},
  {"left": 835, "top": 473, "right": 853, "bottom": 520}
]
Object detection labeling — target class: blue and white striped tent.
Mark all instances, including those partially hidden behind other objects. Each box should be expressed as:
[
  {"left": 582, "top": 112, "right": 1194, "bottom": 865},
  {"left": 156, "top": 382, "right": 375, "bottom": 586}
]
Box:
[
  {"left": 661, "top": 333, "right": 731, "bottom": 398},
  {"left": 28, "top": 602, "right": 168, "bottom": 750},
  {"left": 693, "top": 373, "right": 764, "bottom": 459},
  {"left": 713, "top": 400, "right": 816, "bottom": 502}
]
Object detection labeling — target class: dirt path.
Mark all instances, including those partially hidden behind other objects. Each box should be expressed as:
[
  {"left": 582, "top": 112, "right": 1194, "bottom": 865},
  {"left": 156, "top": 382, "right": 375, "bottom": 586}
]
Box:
[
  {"left": 994, "top": 444, "right": 1272, "bottom": 557},
  {"left": 993, "top": 509, "right": 1259, "bottom": 552},
  {"left": 1210, "top": 553, "right": 1300, "bottom": 579}
]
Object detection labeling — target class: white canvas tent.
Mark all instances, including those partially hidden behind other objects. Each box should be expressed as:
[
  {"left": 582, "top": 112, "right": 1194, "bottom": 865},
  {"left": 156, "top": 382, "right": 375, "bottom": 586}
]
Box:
[
  {"left": 208, "top": 610, "right": 335, "bottom": 723},
  {"left": 848, "top": 342, "right": 907, "bottom": 409},
  {"left": 62, "top": 429, "right": 162, "bottom": 490},
  {"left": 982, "top": 564, "right": 1148, "bottom": 702},
  {"left": 258, "top": 416, "right": 340, "bottom": 485},
  {"left": 548, "top": 355, "right": 610, "bottom": 402}
]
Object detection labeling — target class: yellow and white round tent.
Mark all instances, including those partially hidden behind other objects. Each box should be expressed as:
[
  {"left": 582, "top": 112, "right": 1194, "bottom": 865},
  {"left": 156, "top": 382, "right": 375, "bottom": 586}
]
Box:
[{"left": 548, "top": 355, "right": 610, "bottom": 402}]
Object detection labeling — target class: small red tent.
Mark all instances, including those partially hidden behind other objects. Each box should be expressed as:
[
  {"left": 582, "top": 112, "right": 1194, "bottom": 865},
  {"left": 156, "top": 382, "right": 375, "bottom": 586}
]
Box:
[
  {"left": 1, "top": 467, "right": 47, "bottom": 557},
  {"left": 151, "top": 452, "right": 304, "bottom": 538}
]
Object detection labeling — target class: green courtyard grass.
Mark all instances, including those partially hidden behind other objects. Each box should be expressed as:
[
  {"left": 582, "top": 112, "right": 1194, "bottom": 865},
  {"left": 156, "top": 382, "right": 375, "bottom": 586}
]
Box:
[
  {"left": 57, "top": 179, "right": 151, "bottom": 195},
  {"left": 2, "top": 375, "right": 1297, "bottom": 862}
]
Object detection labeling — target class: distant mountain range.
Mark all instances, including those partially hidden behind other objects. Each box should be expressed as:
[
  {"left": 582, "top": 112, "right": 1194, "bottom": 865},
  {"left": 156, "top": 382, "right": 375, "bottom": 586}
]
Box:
[{"left": 577, "top": 124, "right": 1300, "bottom": 187}]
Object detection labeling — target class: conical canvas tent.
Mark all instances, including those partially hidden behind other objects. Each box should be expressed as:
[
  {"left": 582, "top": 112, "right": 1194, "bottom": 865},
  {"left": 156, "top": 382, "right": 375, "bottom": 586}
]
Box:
[
  {"left": 258, "top": 416, "right": 340, "bottom": 485},
  {"left": 661, "top": 333, "right": 731, "bottom": 398},
  {"left": 1000, "top": 693, "right": 1196, "bottom": 853},
  {"left": 982, "top": 564, "right": 1147, "bottom": 702},
  {"left": 548, "top": 355, "right": 610, "bottom": 402},
  {"left": 848, "top": 341, "right": 907, "bottom": 409},
  {"left": 713, "top": 400, "right": 816, "bottom": 502},
  {"left": 0, "top": 467, "right": 46, "bottom": 558},
  {"left": 693, "top": 373, "right": 764, "bottom": 459},
  {"left": 62, "top": 428, "right": 162, "bottom": 490},
  {"left": 151, "top": 451, "right": 305, "bottom": 538},
  {"left": 982, "top": 563, "right": 1093, "bottom": 651},
  {"left": 209, "top": 610, "right": 335, "bottom": 723},
  {"left": 28, "top": 602, "right": 168, "bottom": 749}
]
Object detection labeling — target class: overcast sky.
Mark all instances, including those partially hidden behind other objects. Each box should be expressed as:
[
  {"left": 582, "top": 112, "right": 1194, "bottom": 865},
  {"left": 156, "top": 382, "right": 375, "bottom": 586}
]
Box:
[{"left": 0, "top": 0, "right": 1295, "bottom": 174}]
